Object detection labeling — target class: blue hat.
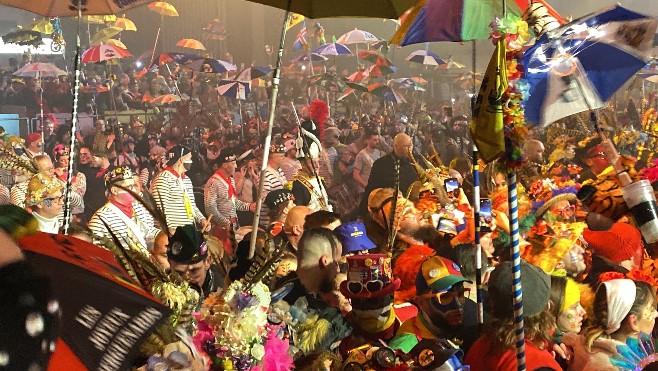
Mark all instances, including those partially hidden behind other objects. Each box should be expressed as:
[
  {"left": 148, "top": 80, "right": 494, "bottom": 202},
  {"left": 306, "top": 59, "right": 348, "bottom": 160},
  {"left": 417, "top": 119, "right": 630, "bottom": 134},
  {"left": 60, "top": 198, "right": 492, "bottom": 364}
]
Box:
[{"left": 333, "top": 221, "right": 376, "bottom": 255}]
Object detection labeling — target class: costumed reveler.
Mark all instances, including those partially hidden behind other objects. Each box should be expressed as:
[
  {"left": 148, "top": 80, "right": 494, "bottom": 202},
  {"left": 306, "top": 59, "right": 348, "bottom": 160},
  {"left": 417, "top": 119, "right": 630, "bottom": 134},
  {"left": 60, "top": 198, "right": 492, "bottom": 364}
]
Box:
[
  {"left": 88, "top": 165, "right": 160, "bottom": 254},
  {"left": 287, "top": 127, "right": 332, "bottom": 213}
]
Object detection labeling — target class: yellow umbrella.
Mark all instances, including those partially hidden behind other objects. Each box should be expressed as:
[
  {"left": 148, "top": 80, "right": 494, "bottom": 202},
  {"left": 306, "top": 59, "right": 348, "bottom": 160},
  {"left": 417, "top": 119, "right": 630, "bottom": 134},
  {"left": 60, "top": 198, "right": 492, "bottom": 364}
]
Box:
[
  {"left": 29, "top": 19, "right": 53, "bottom": 34},
  {"left": 105, "top": 39, "right": 127, "bottom": 49},
  {"left": 176, "top": 38, "right": 205, "bottom": 50},
  {"left": 90, "top": 26, "right": 123, "bottom": 45},
  {"left": 114, "top": 15, "right": 137, "bottom": 32},
  {"left": 82, "top": 15, "right": 117, "bottom": 24},
  {"left": 148, "top": 2, "right": 179, "bottom": 17}
]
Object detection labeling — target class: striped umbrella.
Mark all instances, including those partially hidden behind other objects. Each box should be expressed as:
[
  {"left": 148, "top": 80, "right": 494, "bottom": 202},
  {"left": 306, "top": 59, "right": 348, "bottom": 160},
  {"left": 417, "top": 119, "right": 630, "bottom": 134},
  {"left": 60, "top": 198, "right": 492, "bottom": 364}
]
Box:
[
  {"left": 154, "top": 52, "right": 200, "bottom": 66},
  {"left": 388, "top": 77, "right": 426, "bottom": 91},
  {"left": 367, "top": 83, "right": 406, "bottom": 104},
  {"left": 366, "top": 64, "right": 397, "bottom": 78},
  {"left": 337, "top": 28, "right": 379, "bottom": 44},
  {"left": 406, "top": 50, "right": 446, "bottom": 66},
  {"left": 13, "top": 62, "right": 66, "bottom": 78},
  {"left": 347, "top": 69, "right": 369, "bottom": 82},
  {"left": 81, "top": 44, "right": 132, "bottom": 63},
  {"left": 291, "top": 52, "right": 328, "bottom": 63},
  {"left": 234, "top": 66, "right": 273, "bottom": 81},
  {"left": 186, "top": 58, "right": 237, "bottom": 73},
  {"left": 358, "top": 50, "right": 394, "bottom": 67},
  {"left": 217, "top": 80, "right": 251, "bottom": 100},
  {"left": 311, "top": 42, "right": 352, "bottom": 56}
]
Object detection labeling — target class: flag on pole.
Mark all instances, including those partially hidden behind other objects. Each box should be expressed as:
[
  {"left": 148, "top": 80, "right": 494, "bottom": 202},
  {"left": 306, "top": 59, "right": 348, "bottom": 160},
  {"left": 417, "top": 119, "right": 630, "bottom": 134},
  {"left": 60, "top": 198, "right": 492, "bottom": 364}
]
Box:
[
  {"left": 293, "top": 22, "right": 308, "bottom": 51},
  {"left": 286, "top": 13, "right": 305, "bottom": 30},
  {"left": 470, "top": 38, "right": 508, "bottom": 163}
]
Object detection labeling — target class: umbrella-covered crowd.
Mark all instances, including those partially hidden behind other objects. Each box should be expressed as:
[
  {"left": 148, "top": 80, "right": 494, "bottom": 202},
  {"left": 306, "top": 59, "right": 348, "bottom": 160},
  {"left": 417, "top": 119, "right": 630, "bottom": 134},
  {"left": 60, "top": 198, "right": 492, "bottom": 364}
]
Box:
[{"left": 6, "top": 0, "right": 658, "bottom": 370}]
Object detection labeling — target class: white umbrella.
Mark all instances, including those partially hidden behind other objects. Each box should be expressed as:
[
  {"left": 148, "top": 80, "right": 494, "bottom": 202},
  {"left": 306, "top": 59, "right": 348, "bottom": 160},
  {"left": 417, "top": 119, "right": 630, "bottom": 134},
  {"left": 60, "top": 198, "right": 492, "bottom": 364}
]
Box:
[
  {"left": 13, "top": 62, "right": 67, "bottom": 78},
  {"left": 337, "top": 28, "right": 379, "bottom": 44}
]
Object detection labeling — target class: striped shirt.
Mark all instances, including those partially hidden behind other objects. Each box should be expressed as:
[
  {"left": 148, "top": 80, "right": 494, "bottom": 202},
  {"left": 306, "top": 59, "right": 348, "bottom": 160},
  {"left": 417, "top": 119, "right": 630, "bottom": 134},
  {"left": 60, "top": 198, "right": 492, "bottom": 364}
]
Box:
[
  {"left": 11, "top": 180, "right": 84, "bottom": 214},
  {"left": 0, "top": 184, "right": 8, "bottom": 205},
  {"left": 281, "top": 157, "right": 302, "bottom": 182},
  {"left": 259, "top": 165, "right": 286, "bottom": 227},
  {"left": 150, "top": 168, "right": 204, "bottom": 228},
  {"left": 204, "top": 173, "right": 250, "bottom": 229},
  {"left": 88, "top": 201, "right": 160, "bottom": 253}
]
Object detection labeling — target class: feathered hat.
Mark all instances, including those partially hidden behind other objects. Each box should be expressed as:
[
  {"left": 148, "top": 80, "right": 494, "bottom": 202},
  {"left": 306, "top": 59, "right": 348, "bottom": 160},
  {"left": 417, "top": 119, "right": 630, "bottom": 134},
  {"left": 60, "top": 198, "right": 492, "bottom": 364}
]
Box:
[
  {"left": 528, "top": 178, "right": 580, "bottom": 219},
  {"left": 308, "top": 99, "right": 328, "bottom": 141},
  {"left": 523, "top": 220, "right": 587, "bottom": 274}
]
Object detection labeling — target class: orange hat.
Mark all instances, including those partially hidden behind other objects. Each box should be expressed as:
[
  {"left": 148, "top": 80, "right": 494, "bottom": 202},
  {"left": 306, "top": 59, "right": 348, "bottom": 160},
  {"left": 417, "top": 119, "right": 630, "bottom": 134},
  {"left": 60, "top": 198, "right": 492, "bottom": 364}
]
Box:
[{"left": 583, "top": 222, "right": 643, "bottom": 264}]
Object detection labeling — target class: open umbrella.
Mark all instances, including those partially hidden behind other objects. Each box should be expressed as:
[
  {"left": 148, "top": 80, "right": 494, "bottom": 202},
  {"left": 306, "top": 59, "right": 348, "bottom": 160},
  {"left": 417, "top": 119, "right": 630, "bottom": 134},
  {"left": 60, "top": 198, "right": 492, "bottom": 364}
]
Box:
[
  {"left": 337, "top": 28, "right": 379, "bottom": 44},
  {"left": 90, "top": 26, "right": 123, "bottom": 45},
  {"left": 150, "top": 94, "right": 181, "bottom": 105},
  {"left": 218, "top": 80, "right": 251, "bottom": 100},
  {"left": 311, "top": 42, "right": 352, "bottom": 56},
  {"left": 104, "top": 38, "right": 127, "bottom": 49},
  {"left": 176, "top": 38, "right": 206, "bottom": 50},
  {"left": 81, "top": 14, "right": 116, "bottom": 24},
  {"left": 291, "top": 52, "right": 328, "bottom": 64},
  {"left": 347, "top": 69, "right": 370, "bottom": 82},
  {"left": 0, "top": 1, "right": 152, "bottom": 17},
  {"left": 114, "top": 15, "right": 137, "bottom": 32},
  {"left": 368, "top": 83, "right": 406, "bottom": 104},
  {"left": 19, "top": 232, "right": 171, "bottom": 370},
  {"left": 148, "top": 1, "right": 179, "bottom": 17},
  {"left": 388, "top": 77, "right": 426, "bottom": 91},
  {"left": 366, "top": 63, "right": 397, "bottom": 78},
  {"left": 81, "top": 44, "right": 132, "bottom": 63},
  {"left": 29, "top": 19, "right": 54, "bottom": 34},
  {"left": 523, "top": 5, "right": 658, "bottom": 127},
  {"left": 309, "top": 72, "right": 347, "bottom": 92},
  {"left": 406, "top": 50, "right": 446, "bottom": 66},
  {"left": 346, "top": 81, "right": 369, "bottom": 92},
  {"left": 358, "top": 50, "right": 394, "bottom": 67},
  {"left": 187, "top": 57, "right": 237, "bottom": 73},
  {"left": 14, "top": 62, "right": 66, "bottom": 78},
  {"left": 154, "top": 52, "right": 200, "bottom": 66},
  {"left": 234, "top": 66, "right": 273, "bottom": 81}
]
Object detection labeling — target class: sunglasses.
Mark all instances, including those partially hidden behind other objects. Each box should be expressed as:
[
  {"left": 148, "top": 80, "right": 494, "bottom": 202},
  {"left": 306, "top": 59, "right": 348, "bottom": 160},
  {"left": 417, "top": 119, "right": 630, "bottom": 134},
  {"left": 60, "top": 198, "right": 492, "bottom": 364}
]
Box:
[
  {"left": 421, "top": 288, "right": 471, "bottom": 306},
  {"left": 346, "top": 279, "right": 387, "bottom": 296},
  {"left": 555, "top": 205, "right": 576, "bottom": 217}
]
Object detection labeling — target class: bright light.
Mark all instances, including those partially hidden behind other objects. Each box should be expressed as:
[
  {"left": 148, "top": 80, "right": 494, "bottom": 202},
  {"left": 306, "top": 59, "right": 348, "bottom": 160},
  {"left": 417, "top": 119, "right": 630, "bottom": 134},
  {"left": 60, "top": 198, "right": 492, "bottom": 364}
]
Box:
[
  {"left": 300, "top": 65, "right": 307, "bottom": 71},
  {"left": 135, "top": 61, "right": 143, "bottom": 68}
]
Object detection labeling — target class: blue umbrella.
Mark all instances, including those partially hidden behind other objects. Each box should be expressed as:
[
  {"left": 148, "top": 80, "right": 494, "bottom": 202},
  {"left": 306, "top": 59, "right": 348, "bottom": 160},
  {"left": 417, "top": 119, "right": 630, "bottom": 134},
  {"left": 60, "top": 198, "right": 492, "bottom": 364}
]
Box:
[
  {"left": 187, "top": 57, "right": 237, "bottom": 73},
  {"left": 523, "top": 5, "right": 658, "bottom": 127},
  {"left": 311, "top": 42, "right": 352, "bottom": 56},
  {"left": 217, "top": 80, "right": 251, "bottom": 100},
  {"left": 291, "top": 52, "right": 328, "bottom": 63},
  {"left": 405, "top": 50, "right": 446, "bottom": 66}
]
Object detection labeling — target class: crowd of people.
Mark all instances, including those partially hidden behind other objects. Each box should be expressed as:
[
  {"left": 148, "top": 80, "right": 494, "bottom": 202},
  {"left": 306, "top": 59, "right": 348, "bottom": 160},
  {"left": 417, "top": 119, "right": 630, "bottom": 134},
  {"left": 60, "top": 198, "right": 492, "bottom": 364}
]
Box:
[{"left": 3, "top": 43, "right": 658, "bottom": 371}]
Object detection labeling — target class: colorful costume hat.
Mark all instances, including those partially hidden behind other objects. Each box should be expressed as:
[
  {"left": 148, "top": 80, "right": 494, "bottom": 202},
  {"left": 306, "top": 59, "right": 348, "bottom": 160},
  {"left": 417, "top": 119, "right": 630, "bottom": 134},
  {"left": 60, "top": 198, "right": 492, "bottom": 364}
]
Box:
[
  {"left": 528, "top": 178, "right": 580, "bottom": 219},
  {"left": 25, "top": 174, "right": 65, "bottom": 206},
  {"left": 104, "top": 165, "right": 135, "bottom": 188},
  {"left": 523, "top": 220, "right": 587, "bottom": 274},
  {"left": 340, "top": 253, "right": 401, "bottom": 299},
  {"left": 167, "top": 225, "right": 208, "bottom": 264}
]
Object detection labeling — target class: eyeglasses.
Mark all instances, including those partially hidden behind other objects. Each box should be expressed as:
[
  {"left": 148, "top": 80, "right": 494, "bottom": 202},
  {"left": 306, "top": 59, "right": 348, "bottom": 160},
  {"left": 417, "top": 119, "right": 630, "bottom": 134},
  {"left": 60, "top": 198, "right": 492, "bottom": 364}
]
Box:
[
  {"left": 346, "top": 280, "right": 386, "bottom": 296},
  {"left": 555, "top": 205, "right": 576, "bottom": 217},
  {"left": 421, "top": 288, "right": 471, "bottom": 306},
  {"left": 44, "top": 195, "right": 64, "bottom": 207}
]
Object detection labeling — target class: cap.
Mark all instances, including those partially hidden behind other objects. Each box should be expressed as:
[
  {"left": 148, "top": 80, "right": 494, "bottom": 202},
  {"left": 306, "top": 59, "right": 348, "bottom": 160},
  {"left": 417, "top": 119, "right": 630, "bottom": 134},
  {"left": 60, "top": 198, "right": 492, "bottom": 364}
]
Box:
[
  {"left": 26, "top": 132, "right": 41, "bottom": 147},
  {"left": 213, "top": 148, "right": 237, "bottom": 166},
  {"left": 583, "top": 222, "right": 643, "bottom": 264},
  {"left": 489, "top": 260, "right": 550, "bottom": 317},
  {"left": 167, "top": 225, "right": 208, "bottom": 264},
  {"left": 104, "top": 165, "right": 136, "bottom": 188},
  {"left": 416, "top": 256, "right": 468, "bottom": 294},
  {"left": 264, "top": 189, "right": 294, "bottom": 209},
  {"left": 333, "top": 221, "right": 376, "bottom": 255},
  {"left": 339, "top": 254, "right": 401, "bottom": 299},
  {"left": 166, "top": 145, "right": 191, "bottom": 166},
  {"left": 236, "top": 150, "right": 255, "bottom": 166}
]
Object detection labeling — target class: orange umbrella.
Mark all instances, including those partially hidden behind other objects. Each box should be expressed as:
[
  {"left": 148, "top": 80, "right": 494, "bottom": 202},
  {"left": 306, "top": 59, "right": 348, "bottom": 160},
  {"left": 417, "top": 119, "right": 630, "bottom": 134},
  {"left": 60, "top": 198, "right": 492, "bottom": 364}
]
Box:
[
  {"left": 148, "top": 1, "right": 179, "bottom": 17},
  {"left": 151, "top": 94, "right": 181, "bottom": 105},
  {"left": 104, "top": 39, "right": 127, "bottom": 49},
  {"left": 177, "top": 38, "right": 206, "bottom": 50},
  {"left": 114, "top": 15, "right": 137, "bottom": 31}
]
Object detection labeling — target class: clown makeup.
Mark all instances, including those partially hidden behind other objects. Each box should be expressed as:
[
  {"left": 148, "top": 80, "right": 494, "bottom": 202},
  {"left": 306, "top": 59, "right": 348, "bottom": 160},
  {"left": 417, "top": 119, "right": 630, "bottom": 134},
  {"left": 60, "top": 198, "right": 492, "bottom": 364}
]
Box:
[
  {"left": 557, "top": 301, "right": 586, "bottom": 334},
  {"left": 423, "top": 283, "right": 467, "bottom": 329},
  {"left": 561, "top": 243, "right": 587, "bottom": 276},
  {"left": 637, "top": 299, "right": 658, "bottom": 335}
]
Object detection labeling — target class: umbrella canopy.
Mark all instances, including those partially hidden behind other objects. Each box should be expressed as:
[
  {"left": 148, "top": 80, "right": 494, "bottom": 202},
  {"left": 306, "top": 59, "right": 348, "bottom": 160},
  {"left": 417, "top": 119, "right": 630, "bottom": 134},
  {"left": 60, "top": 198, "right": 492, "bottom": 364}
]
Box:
[
  {"left": 368, "top": 83, "right": 406, "bottom": 104},
  {"left": 148, "top": 1, "right": 179, "bottom": 16},
  {"left": 0, "top": 1, "right": 151, "bottom": 17},
  {"left": 29, "top": 19, "right": 54, "bottom": 34},
  {"left": 337, "top": 88, "right": 358, "bottom": 101},
  {"left": 104, "top": 39, "right": 127, "bottom": 49},
  {"left": 13, "top": 62, "right": 66, "bottom": 78},
  {"left": 82, "top": 14, "right": 117, "bottom": 24},
  {"left": 291, "top": 52, "right": 329, "bottom": 63},
  {"left": 234, "top": 66, "right": 273, "bottom": 81},
  {"left": 19, "top": 232, "right": 171, "bottom": 370},
  {"left": 187, "top": 58, "right": 237, "bottom": 73},
  {"left": 114, "top": 16, "right": 137, "bottom": 32},
  {"left": 347, "top": 69, "right": 369, "bottom": 82},
  {"left": 309, "top": 72, "right": 348, "bottom": 92},
  {"left": 150, "top": 94, "right": 181, "bottom": 105},
  {"left": 81, "top": 44, "right": 132, "bottom": 63},
  {"left": 337, "top": 28, "right": 379, "bottom": 44},
  {"left": 217, "top": 80, "right": 251, "bottom": 100},
  {"left": 366, "top": 63, "right": 397, "bottom": 78},
  {"left": 358, "top": 50, "right": 394, "bottom": 67},
  {"left": 388, "top": 77, "right": 426, "bottom": 91},
  {"left": 176, "top": 38, "right": 206, "bottom": 50},
  {"left": 346, "top": 81, "right": 369, "bottom": 92},
  {"left": 311, "top": 42, "right": 352, "bottom": 56},
  {"left": 90, "top": 26, "right": 123, "bottom": 45},
  {"left": 523, "top": 5, "right": 658, "bottom": 126},
  {"left": 391, "top": 0, "right": 564, "bottom": 45},
  {"left": 406, "top": 50, "right": 446, "bottom": 66},
  {"left": 240, "top": 0, "right": 415, "bottom": 18},
  {"left": 154, "top": 52, "right": 200, "bottom": 66}
]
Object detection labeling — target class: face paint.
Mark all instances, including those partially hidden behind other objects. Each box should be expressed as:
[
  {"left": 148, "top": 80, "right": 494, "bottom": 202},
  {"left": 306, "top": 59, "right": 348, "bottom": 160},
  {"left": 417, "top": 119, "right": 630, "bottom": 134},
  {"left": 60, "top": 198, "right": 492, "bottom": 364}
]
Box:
[{"left": 557, "top": 301, "right": 585, "bottom": 334}]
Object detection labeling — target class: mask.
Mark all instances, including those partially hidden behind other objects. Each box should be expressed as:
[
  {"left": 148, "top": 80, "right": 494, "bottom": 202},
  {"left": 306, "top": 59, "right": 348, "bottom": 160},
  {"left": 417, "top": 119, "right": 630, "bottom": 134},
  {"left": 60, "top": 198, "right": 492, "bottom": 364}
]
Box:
[
  {"left": 183, "top": 160, "right": 193, "bottom": 171},
  {"left": 115, "top": 192, "right": 135, "bottom": 205}
]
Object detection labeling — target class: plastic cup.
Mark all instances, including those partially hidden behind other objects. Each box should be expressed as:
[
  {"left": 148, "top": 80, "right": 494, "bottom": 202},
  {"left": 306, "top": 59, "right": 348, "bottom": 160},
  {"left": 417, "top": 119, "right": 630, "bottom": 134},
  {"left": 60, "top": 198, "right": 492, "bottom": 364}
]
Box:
[{"left": 622, "top": 180, "right": 658, "bottom": 243}]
